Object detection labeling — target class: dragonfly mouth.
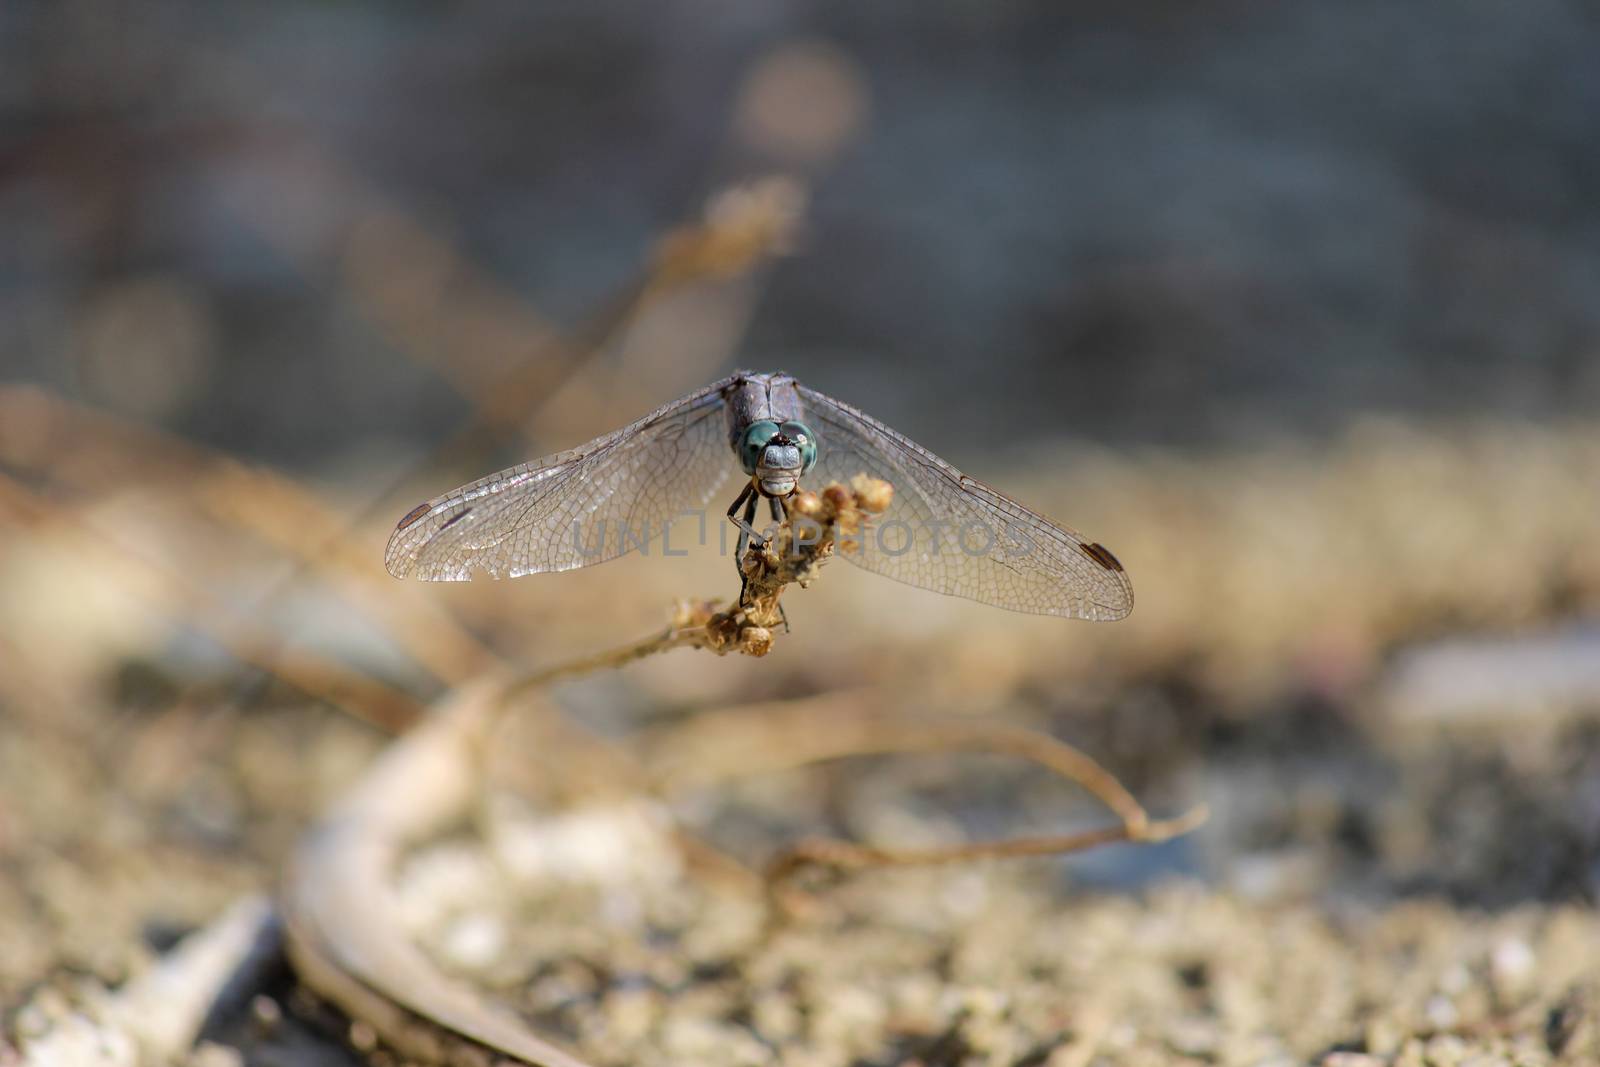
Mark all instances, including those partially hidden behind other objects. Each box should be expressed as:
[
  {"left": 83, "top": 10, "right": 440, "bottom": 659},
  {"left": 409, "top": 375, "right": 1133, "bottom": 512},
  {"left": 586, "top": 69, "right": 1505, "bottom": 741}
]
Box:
[{"left": 757, "top": 471, "right": 799, "bottom": 496}]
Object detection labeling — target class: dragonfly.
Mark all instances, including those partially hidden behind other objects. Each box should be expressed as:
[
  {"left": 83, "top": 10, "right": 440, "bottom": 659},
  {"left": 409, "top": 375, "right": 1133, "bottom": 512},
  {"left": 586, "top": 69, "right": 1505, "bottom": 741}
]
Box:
[{"left": 385, "top": 371, "right": 1133, "bottom": 621}]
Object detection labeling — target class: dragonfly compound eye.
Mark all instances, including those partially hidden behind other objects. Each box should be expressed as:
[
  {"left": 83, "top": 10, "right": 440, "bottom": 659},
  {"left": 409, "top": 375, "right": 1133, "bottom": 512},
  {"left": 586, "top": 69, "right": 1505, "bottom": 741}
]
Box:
[
  {"left": 740, "top": 420, "right": 781, "bottom": 475},
  {"left": 780, "top": 420, "right": 818, "bottom": 473}
]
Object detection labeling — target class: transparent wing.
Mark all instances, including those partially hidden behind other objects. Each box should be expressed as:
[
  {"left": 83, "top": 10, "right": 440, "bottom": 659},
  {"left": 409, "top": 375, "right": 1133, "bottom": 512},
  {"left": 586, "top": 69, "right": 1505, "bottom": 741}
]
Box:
[
  {"left": 796, "top": 384, "right": 1134, "bottom": 620},
  {"left": 386, "top": 377, "right": 737, "bottom": 580}
]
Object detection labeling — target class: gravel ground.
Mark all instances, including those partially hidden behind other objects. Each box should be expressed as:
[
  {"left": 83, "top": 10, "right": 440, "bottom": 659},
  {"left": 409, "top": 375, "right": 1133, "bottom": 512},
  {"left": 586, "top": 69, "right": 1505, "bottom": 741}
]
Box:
[{"left": 4, "top": 425, "right": 1599, "bottom": 1067}]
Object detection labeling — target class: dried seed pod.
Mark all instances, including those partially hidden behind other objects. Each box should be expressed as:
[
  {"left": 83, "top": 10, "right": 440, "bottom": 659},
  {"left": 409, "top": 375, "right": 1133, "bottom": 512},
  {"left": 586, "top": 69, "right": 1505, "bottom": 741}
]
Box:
[
  {"left": 821, "top": 484, "right": 853, "bottom": 514},
  {"left": 789, "top": 489, "right": 824, "bottom": 519},
  {"left": 739, "top": 626, "right": 774, "bottom": 656},
  {"left": 851, "top": 475, "right": 894, "bottom": 514}
]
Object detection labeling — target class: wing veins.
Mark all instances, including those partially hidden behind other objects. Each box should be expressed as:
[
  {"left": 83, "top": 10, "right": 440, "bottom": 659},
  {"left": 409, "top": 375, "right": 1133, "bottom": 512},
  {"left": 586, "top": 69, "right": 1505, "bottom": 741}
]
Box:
[
  {"left": 388, "top": 377, "right": 736, "bottom": 580},
  {"left": 797, "top": 383, "right": 1133, "bottom": 619}
]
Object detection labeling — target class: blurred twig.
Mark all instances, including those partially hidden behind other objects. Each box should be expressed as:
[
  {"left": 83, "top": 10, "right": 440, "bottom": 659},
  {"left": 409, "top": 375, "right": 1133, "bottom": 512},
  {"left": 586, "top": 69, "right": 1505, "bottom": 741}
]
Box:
[
  {"left": 0, "top": 472, "right": 423, "bottom": 733},
  {"left": 764, "top": 798, "right": 1205, "bottom": 879},
  {"left": 645, "top": 713, "right": 1150, "bottom": 825},
  {"left": 639, "top": 701, "right": 1206, "bottom": 909},
  {"left": 647, "top": 177, "right": 806, "bottom": 291},
  {"left": 0, "top": 386, "right": 499, "bottom": 686}
]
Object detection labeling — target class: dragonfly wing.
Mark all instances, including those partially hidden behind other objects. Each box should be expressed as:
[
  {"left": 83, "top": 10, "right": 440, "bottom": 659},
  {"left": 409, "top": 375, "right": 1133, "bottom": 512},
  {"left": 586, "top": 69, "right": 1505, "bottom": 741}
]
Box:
[
  {"left": 796, "top": 383, "right": 1134, "bottom": 620},
  {"left": 387, "top": 377, "right": 737, "bottom": 580}
]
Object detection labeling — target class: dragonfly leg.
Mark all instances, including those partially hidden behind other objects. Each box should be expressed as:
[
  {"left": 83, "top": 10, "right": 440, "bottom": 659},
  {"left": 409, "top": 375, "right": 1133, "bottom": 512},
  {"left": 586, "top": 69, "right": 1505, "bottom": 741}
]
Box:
[
  {"left": 736, "top": 490, "right": 761, "bottom": 605},
  {"left": 731, "top": 487, "right": 762, "bottom": 557},
  {"left": 726, "top": 481, "right": 754, "bottom": 524},
  {"left": 727, "top": 482, "right": 755, "bottom": 556},
  {"left": 726, "top": 483, "right": 754, "bottom": 604},
  {"left": 764, "top": 495, "right": 792, "bottom": 631}
]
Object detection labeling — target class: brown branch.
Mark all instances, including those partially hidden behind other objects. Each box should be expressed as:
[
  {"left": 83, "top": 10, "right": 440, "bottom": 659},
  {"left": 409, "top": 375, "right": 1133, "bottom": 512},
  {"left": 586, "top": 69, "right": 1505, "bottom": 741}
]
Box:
[
  {"left": 632, "top": 694, "right": 1207, "bottom": 912},
  {"left": 0, "top": 472, "right": 425, "bottom": 733}
]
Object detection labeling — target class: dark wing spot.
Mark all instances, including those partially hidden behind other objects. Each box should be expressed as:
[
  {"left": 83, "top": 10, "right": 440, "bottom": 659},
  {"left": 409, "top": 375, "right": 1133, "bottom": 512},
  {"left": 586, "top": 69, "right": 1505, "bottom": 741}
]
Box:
[
  {"left": 1081, "top": 541, "right": 1125, "bottom": 572},
  {"left": 437, "top": 508, "right": 472, "bottom": 531},
  {"left": 396, "top": 501, "right": 432, "bottom": 531}
]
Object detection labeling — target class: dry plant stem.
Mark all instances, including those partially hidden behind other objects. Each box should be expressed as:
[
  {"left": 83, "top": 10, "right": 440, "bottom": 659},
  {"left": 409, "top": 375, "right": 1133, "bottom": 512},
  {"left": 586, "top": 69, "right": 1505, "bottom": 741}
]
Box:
[
  {"left": 0, "top": 472, "right": 425, "bottom": 732},
  {"left": 767, "top": 806, "right": 1209, "bottom": 881},
  {"left": 493, "top": 618, "right": 725, "bottom": 707},
  {"left": 0, "top": 387, "right": 500, "bottom": 685},
  {"left": 638, "top": 704, "right": 1207, "bottom": 901},
  {"left": 647, "top": 713, "right": 1154, "bottom": 828}
]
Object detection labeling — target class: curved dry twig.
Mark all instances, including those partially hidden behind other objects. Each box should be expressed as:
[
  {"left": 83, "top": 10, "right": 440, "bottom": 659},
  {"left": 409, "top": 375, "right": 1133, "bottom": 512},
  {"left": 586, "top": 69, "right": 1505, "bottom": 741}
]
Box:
[
  {"left": 636, "top": 703, "right": 1207, "bottom": 909},
  {"left": 281, "top": 678, "right": 597, "bottom": 1067}
]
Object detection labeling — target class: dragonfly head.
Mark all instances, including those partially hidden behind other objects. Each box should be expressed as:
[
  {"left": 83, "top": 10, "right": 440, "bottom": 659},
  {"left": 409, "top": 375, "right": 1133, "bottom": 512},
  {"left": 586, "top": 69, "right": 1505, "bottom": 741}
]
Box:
[{"left": 739, "top": 419, "right": 818, "bottom": 497}]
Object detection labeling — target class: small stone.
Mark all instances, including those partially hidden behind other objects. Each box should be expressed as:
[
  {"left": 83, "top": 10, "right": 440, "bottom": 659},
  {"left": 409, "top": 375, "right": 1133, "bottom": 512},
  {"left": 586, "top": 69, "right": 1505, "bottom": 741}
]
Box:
[
  {"left": 602, "top": 987, "right": 660, "bottom": 1044},
  {"left": 250, "top": 994, "right": 281, "bottom": 1031},
  {"left": 1489, "top": 938, "right": 1535, "bottom": 1001},
  {"left": 959, "top": 986, "right": 1009, "bottom": 1020},
  {"left": 1165, "top": 1014, "right": 1220, "bottom": 1057},
  {"left": 1393, "top": 1038, "right": 1428, "bottom": 1067},
  {"left": 1248, "top": 1049, "right": 1299, "bottom": 1067},
  {"left": 660, "top": 1016, "right": 772, "bottom": 1065},
  {"left": 1320, "top": 1053, "right": 1383, "bottom": 1067},
  {"left": 1545, "top": 986, "right": 1592, "bottom": 1057},
  {"left": 752, "top": 992, "right": 801, "bottom": 1042},
  {"left": 192, "top": 1040, "right": 244, "bottom": 1067},
  {"left": 1365, "top": 1016, "right": 1403, "bottom": 1056},
  {"left": 1423, "top": 1033, "right": 1468, "bottom": 1067},
  {"left": 1248, "top": 1055, "right": 1298, "bottom": 1067},
  {"left": 348, "top": 1020, "right": 378, "bottom": 1052},
  {"left": 440, "top": 913, "right": 505, "bottom": 970},
  {"left": 812, "top": 985, "right": 888, "bottom": 1055},
  {"left": 1426, "top": 993, "right": 1460, "bottom": 1030},
  {"left": 1440, "top": 963, "right": 1471, "bottom": 995},
  {"left": 12, "top": 1003, "right": 50, "bottom": 1039}
]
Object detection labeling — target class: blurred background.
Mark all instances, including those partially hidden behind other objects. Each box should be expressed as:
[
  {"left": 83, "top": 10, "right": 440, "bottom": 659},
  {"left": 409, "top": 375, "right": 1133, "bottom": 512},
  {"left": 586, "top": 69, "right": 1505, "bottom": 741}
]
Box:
[
  {"left": 10, "top": 1, "right": 1600, "bottom": 455},
  {"left": 4, "top": 2, "right": 1600, "bottom": 1063}
]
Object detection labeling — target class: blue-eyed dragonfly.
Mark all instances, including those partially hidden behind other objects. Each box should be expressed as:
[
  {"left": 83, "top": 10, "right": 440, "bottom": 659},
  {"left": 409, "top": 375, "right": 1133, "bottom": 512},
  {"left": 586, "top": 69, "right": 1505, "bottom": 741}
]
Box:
[{"left": 386, "top": 371, "right": 1132, "bottom": 621}]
